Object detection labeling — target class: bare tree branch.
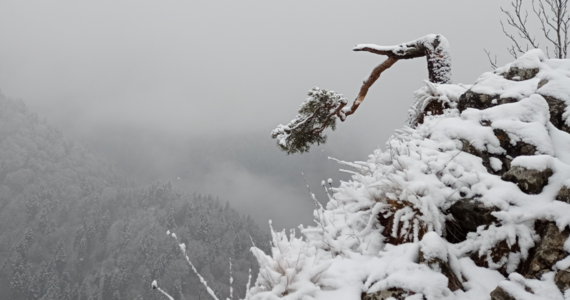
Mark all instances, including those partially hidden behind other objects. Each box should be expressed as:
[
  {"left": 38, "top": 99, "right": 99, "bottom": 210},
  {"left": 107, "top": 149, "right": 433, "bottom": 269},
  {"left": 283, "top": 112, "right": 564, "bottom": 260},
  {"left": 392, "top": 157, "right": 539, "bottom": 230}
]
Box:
[
  {"left": 353, "top": 34, "right": 452, "bottom": 84},
  {"left": 498, "top": 0, "right": 570, "bottom": 59},
  {"left": 341, "top": 57, "right": 398, "bottom": 121},
  {"left": 500, "top": 0, "right": 540, "bottom": 58},
  {"left": 502, "top": 0, "right": 540, "bottom": 49},
  {"left": 533, "top": 0, "right": 561, "bottom": 57},
  {"left": 484, "top": 49, "right": 498, "bottom": 69}
]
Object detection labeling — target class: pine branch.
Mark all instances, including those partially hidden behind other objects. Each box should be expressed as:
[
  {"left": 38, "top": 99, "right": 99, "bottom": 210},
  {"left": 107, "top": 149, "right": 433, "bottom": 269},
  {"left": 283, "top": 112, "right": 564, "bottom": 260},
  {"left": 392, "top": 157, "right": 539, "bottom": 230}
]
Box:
[{"left": 271, "top": 34, "right": 452, "bottom": 154}]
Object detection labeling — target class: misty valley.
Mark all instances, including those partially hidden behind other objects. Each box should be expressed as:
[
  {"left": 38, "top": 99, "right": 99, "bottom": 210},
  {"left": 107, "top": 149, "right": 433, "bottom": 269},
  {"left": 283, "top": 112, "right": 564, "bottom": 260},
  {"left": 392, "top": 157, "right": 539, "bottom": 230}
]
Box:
[
  {"left": 0, "top": 93, "right": 269, "bottom": 299},
  {"left": 5, "top": 1, "right": 570, "bottom": 300}
]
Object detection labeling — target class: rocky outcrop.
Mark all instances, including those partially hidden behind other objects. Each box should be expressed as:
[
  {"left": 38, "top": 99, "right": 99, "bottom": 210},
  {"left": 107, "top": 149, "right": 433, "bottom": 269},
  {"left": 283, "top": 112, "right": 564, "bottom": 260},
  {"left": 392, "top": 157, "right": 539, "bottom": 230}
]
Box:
[
  {"left": 361, "top": 288, "right": 412, "bottom": 300},
  {"left": 419, "top": 248, "right": 464, "bottom": 291},
  {"left": 460, "top": 128, "right": 540, "bottom": 177},
  {"left": 493, "top": 129, "right": 537, "bottom": 157},
  {"left": 556, "top": 185, "right": 570, "bottom": 204},
  {"left": 472, "top": 239, "right": 521, "bottom": 276},
  {"left": 501, "top": 166, "right": 553, "bottom": 194},
  {"left": 521, "top": 222, "right": 569, "bottom": 279},
  {"left": 416, "top": 98, "right": 448, "bottom": 125},
  {"left": 555, "top": 269, "right": 570, "bottom": 292},
  {"left": 460, "top": 139, "right": 510, "bottom": 175},
  {"left": 541, "top": 95, "right": 570, "bottom": 134},
  {"left": 446, "top": 198, "right": 498, "bottom": 243},
  {"left": 553, "top": 271, "right": 570, "bottom": 296},
  {"left": 457, "top": 91, "right": 517, "bottom": 113},
  {"left": 258, "top": 49, "right": 570, "bottom": 300},
  {"left": 504, "top": 66, "right": 539, "bottom": 81},
  {"left": 482, "top": 222, "right": 570, "bottom": 299},
  {"left": 490, "top": 287, "right": 516, "bottom": 300}
]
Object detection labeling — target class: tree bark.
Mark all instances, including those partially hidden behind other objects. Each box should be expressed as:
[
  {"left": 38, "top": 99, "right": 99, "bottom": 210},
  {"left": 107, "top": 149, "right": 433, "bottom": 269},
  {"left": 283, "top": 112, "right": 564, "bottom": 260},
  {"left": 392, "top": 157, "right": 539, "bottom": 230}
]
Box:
[
  {"left": 340, "top": 57, "right": 398, "bottom": 121},
  {"left": 353, "top": 34, "right": 452, "bottom": 84},
  {"left": 341, "top": 34, "right": 452, "bottom": 120}
]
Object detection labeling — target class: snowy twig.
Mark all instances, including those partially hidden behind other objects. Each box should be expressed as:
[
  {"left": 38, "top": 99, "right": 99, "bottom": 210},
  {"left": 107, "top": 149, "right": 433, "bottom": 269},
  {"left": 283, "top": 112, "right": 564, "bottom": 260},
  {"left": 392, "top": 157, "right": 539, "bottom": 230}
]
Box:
[
  {"left": 484, "top": 49, "right": 498, "bottom": 69},
  {"left": 244, "top": 268, "right": 252, "bottom": 299},
  {"left": 250, "top": 235, "right": 277, "bottom": 285},
  {"left": 301, "top": 173, "right": 328, "bottom": 234},
  {"left": 501, "top": 0, "right": 540, "bottom": 58},
  {"left": 152, "top": 280, "right": 176, "bottom": 300},
  {"left": 500, "top": 0, "right": 570, "bottom": 58},
  {"left": 166, "top": 231, "right": 220, "bottom": 300},
  {"left": 229, "top": 258, "right": 233, "bottom": 300},
  {"left": 532, "top": 0, "right": 570, "bottom": 58}
]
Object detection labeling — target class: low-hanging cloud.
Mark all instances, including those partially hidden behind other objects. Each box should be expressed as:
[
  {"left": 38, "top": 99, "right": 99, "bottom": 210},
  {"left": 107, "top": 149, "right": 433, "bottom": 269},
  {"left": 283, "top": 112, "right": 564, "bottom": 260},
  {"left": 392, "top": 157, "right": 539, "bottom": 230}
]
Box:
[{"left": 0, "top": 1, "right": 514, "bottom": 229}]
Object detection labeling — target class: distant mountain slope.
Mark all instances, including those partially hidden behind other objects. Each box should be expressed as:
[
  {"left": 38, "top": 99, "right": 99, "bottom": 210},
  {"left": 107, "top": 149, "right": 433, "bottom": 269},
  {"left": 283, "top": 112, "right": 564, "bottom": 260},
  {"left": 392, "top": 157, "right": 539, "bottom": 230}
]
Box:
[{"left": 0, "top": 92, "right": 269, "bottom": 300}]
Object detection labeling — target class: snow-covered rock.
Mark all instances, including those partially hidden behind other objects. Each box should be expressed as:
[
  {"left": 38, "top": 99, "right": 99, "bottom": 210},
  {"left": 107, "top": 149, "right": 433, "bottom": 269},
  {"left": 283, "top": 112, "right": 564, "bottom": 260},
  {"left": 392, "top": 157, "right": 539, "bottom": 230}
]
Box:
[{"left": 248, "top": 49, "right": 570, "bottom": 300}]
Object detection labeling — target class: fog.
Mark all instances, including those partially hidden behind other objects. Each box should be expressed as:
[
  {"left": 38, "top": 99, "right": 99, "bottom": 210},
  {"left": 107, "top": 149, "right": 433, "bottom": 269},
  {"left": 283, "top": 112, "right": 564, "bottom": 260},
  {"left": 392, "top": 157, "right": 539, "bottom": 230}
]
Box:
[{"left": 0, "top": 1, "right": 515, "bottom": 229}]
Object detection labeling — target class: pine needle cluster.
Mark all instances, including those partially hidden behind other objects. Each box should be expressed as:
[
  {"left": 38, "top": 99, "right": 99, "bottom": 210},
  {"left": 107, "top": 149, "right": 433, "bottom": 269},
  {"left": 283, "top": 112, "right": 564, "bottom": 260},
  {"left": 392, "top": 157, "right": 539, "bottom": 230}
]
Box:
[{"left": 271, "top": 87, "right": 347, "bottom": 154}]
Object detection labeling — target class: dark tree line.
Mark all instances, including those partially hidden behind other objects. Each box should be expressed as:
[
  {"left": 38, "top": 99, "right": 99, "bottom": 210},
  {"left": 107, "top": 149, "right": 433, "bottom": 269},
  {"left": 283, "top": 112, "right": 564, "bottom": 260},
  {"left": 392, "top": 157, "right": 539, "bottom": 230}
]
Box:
[{"left": 0, "top": 92, "right": 269, "bottom": 300}]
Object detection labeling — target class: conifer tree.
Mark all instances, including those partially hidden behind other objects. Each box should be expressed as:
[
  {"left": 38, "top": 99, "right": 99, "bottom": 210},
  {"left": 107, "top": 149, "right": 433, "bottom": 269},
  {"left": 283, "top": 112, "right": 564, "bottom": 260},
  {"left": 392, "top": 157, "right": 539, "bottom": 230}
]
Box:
[
  {"left": 25, "top": 195, "right": 40, "bottom": 220},
  {"left": 10, "top": 252, "right": 30, "bottom": 299},
  {"left": 198, "top": 215, "right": 211, "bottom": 243},
  {"left": 54, "top": 241, "right": 67, "bottom": 273}
]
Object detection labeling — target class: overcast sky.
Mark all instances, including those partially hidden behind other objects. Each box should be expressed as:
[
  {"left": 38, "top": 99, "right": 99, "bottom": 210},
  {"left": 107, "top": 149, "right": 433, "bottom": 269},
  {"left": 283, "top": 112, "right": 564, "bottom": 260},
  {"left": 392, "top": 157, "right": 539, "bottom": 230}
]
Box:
[{"left": 0, "top": 1, "right": 519, "bottom": 229}]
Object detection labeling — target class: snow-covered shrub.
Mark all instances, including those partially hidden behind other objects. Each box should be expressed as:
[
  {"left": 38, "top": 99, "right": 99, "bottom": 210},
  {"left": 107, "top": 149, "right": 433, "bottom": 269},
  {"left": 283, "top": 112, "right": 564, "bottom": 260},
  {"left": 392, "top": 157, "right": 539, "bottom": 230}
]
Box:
[{"left": 248, "top": 223, "right": 330, "bottom": 299}]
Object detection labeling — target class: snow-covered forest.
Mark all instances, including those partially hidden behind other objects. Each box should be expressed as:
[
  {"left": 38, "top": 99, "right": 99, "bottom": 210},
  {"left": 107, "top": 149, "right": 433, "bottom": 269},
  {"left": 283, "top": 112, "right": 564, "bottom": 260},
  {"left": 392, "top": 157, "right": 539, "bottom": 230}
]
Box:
[{"left": 0, "top": 93, "right": 269, "bottom": 299}]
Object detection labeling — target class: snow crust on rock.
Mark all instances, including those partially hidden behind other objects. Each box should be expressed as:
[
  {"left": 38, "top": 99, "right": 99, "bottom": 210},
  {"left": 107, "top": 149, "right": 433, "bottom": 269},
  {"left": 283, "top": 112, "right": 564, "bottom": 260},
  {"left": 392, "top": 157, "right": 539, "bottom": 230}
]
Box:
[
  {"left": 420, "top": 232, "right": 449, "bottom": 262},
  {"left": 510, "top": 49, "right": 545, "bottom": 70},
  {"left": 247, "top": 49, "right": 570, "bottom": 300},
  {"left": 490, "top": 157, "right": 503, "bottom": 172},
  {"left": 511, "top": 155, "right": 554, "bottom": 172}
]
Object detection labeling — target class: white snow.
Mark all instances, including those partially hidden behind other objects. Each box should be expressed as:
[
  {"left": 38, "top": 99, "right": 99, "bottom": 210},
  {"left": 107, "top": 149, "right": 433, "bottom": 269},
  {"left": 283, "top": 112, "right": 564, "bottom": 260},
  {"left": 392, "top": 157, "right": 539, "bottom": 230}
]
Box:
[
  {"left": 511, "top": 49, "right": 545, "bottom": 70},
  {"left": 489, "top": 157, "right": 503, "bottom": 172},
  {"left": 247, "top": 49, "right": 570, "bottom": 300},
  {"left": 511, "top": 155, "right": 554, "bottom": 172},
  {"left": 420, "top": 232, "right": 449, "bottom": 262},
  {"left": 354, "top": 34, "right": 452, "bottom": 84}
]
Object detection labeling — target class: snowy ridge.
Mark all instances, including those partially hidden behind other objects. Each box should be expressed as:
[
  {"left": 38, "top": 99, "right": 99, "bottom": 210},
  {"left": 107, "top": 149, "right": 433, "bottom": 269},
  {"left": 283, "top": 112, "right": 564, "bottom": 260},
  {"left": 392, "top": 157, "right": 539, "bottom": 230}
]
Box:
[{"left": 248, "top": 50, "right": 570, "bottom": 300}]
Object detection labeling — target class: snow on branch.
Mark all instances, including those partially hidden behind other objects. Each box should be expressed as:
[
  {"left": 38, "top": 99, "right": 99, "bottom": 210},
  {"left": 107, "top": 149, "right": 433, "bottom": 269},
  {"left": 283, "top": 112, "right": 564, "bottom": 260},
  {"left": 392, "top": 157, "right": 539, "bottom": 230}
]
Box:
[
  {"left": 271, "top": 34, "right": 451, "bottom": 154},
  {"left": 247, "top": 221, "right": 330, "bottom": 299},
  {"left": 152, "top": 280, "right": 176, "bottom": 300},
  {"left": 157, "top": 230, "right": 220, "bottom": 300},
  {"left": 229, "top": 258, "right": 233, "bottom": 300},
  {"left": 353, "top": 34, "right": 452, "bottom": 84}
]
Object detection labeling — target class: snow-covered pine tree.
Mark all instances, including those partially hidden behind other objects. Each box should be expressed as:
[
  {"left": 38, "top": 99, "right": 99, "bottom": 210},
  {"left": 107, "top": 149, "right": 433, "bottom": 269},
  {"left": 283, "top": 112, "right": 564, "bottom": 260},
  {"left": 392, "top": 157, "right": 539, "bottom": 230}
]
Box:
[
  {"left": 25, "top": 195, "right": 39, "bottom": 220},
  {"left": 9, "top": 252, "right": 30, "bottom": 299},
  {"left": 121, "top": 221, "right": 132, "bottom": 248},
  {"left": 271, "top": 34, "right": 451, "bottom": 154},
  {"left": 198, "top": 214, "right": 212, "bottom": 243},
  {"left": 54, "top": 241, "right": 67, "bottom": 273}
]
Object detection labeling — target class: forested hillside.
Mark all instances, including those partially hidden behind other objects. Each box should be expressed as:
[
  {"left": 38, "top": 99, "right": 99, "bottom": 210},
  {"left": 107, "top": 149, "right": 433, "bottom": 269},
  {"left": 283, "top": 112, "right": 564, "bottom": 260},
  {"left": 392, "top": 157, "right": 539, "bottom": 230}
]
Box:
[{"left": 0, "top": 92, "right": 269, "bottom": 300}]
